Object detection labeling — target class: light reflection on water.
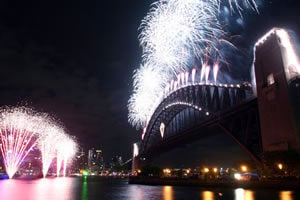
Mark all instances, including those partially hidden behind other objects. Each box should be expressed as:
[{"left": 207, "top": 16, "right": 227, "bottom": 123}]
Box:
[
  {"left": 0, "top": 178, "right": 75, "bottom": 200},
  {"left": 202, "top": 191, "right": 214, "bottom": 200},
  {"left": 280, "top": 191, "right": 293, "bottom": 200},
  {"left": 81, "top": 176, "right": 88, "bottom": 200},
  {"left": 128, "top": 185, "right": 143, "bottom": 200},
  {"left": 163, "top": 186, "right": 173, "bottom": 200},
  {"left": 0, "top": 178, "right": 298, "bottom": 200},
  {"left": 235, "top": 188, "right": 255, "bottom": 200}
]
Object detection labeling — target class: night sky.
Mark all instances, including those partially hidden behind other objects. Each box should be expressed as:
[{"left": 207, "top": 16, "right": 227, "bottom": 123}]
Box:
[{"left": 0, "top": 0, "right": 299, "bottom": 164}]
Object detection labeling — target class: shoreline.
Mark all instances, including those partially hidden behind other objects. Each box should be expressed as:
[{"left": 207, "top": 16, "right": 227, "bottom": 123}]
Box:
[{"left": 128, "top": 176, "right": 300, "bottom": 190}]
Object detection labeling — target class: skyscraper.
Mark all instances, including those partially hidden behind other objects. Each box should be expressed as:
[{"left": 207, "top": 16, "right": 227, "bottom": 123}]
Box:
[{"left": 88, "top": 148, "right": 104, "bottom": 173}]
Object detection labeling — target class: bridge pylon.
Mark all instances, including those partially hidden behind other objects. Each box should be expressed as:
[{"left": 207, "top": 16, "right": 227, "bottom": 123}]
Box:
[{"left": 254, "top": 28, "right": 300, "bottom": 153}]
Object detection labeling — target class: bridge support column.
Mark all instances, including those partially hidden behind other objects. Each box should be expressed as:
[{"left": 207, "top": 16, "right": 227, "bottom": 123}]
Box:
[
  {"left": 254, "top": 28, "right": 300, "bottom": 152},
  {"left": 132, "top": 143, "right": 139, "bottom": 174},
  {"left": 132, "top": 156, "right": 139, "bottom": 174}
]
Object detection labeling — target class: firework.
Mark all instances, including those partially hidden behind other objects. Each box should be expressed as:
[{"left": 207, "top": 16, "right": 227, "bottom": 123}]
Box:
[
  {"left": 128, "top": 63, "right": 168, "bottom": 128},
  {"left": 192, "top": 68, "right": 196, "bottom": 84},
  {"left": 38, "top": 127, "right": 65, "bottom": 178},
  {"left": 139, "top": 0, "right": 222, "bottom": 73},
  {"left": 62, "top": 137, "right": 77, "bottom": 177},
  {"left": 213, "top": 62, "right": 219, "bottom": 83},
  {"left": 219, "top": 0, "right": 259, "bottom": 15},
  {"left": 0, "top": 107, "right": 49, "bottom": 178},
  {"left": 128, "top": 0, "right": 260, "bottom": 129},
  {"left": 0, "top": 106, "right": 78, "bottom": 178},
  {"left": 56, "top": 135, "right": 77, "bottom": 177}
]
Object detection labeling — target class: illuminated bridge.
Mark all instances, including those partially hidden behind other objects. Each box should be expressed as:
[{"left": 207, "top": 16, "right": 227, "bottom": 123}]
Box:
[
  {"left": 132, "top": 28, "right": 300, "bottom": 170},
  {"left": 137, "top": 83, "right": 261, "bottom": 162}
]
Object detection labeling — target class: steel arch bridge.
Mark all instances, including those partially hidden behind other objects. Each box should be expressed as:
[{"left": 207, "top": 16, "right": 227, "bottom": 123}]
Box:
[
  {"left": 135, "top": 82, "right": 262, "bottom": 164},
  {"left": 132, "top": 28, "right": 300, "bottom": 171}
]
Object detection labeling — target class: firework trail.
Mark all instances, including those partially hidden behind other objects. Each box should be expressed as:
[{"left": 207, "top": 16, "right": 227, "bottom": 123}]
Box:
[
  {"left": 39, "top": 122, "right": 77, "bottom": 177},
  {"left": 128, "top": 0, "right": 260, "bottom": 129},
  {"left": 56, "top": 135, "right": 77, "bottom": 177},
  {"left": 218, "top": 0, "right": 259, "bottom": 15},
  {"left": 62, "top": 137, "right": 77, "bottom": 177},
  {"left": 56, "top": 149, "right": 63, "bottom": 177},
  {"left": 0, "top": 107, "right": 49, "bottom": 178},
  {"left": 0, "top": 106, "right": 78, "bottom": 178},
  {"left": 38, "top": 127, "right": 65, "bottom": 178}
]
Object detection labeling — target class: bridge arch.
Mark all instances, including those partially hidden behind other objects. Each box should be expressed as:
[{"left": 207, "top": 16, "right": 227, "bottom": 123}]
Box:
[{"left": 136, "top": 83, "right": 261, "bottom": 165}]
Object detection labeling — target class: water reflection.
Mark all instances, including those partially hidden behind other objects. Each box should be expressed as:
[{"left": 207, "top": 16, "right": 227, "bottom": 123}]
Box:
[
  {"left": 235, "top": 188, "right": 254, "bottom": 200},
  {"left": 163, "top": 186, "right": 173, "bottom": 200},
  {"left": 81, "top": 176, "right": 88, "bottom": 200},
  {"left": 280, "top": 191, "right": 293, "bottom": 200},
  {"left": 47, "top": 178, "right": 73, "bottom": 200},
  {"left": 202, "top": 191, "right": 214, "bottom": 200},
  {"left": 0, "top": 178, "right": 74, "bottom": 200},
  {"left": 128, "top": 185, "right": 143, "bottom": 200},
  {"left": 0, "top": 178, "right": 298, "bottom": 200}
]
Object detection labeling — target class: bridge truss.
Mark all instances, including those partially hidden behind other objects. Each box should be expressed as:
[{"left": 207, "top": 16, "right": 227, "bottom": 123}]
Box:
[{"left": 136, "top": 83, "right": 262, "bottom": 163}]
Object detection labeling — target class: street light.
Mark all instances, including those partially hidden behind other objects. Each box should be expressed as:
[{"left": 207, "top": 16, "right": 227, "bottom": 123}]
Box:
[
  {"left": 163, "top": 168, "right": 171, "bottom": 176},
  {"left": 241, "top": 165, "right": 247, "bottom": 172},
  {"left": 213, "top": 168, "right": 218, "bottom": 173},
  {"left": 278, "top": 163, "right": 283, "bottom": 170},
  {"left": 204, "top": 168, "right": 209, "bottom": 173}
]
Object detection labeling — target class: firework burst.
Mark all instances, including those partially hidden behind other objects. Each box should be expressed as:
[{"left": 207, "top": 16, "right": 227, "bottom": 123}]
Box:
[
  {"left": 38, "top": 127, "right": 65, "bottom": 178},
  {"left": 128, "top": 63, "right": 168, "bottom": 128},
  {"left": 128, "top": 0, "right": 260, "bottom": 129},
  {"left": 0, "top": 107, "right": 78, "bottom": 178},
  {"left": 139, "top": 0, "right": 222, "bottom": 73},
  {"left": 0, "top": 107, "right": 48, "bottom": 178},
  {"left": 56, "top": 135, "right": 77, "bottom": 177},
  {"left": 219, "top": 0, "right": 259, "bottom": 15}
]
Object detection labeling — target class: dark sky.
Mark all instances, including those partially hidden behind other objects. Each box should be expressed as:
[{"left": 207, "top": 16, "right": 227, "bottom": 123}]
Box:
[{"left": 0, "top": 0, "right": 299, "bottom": 164}]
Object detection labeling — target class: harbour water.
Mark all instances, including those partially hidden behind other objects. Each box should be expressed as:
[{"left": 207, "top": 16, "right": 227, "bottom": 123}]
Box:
[{"left": 0, "top": 177, "right": 299, "bottom": 200}]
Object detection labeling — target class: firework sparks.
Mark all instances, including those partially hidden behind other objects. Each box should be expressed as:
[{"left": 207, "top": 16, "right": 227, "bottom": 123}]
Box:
[
  {"left": 139, "top": 0, "right": 222, "bottom": 73},
  {"left": 56, "top": 135, "right": 77, "bottom": 177},
  {"left": 39, "top": 127, "right": 65, "bottom": 178},
  {"left": 0, "top": 107, "right": 77, "bottom": 178},
  {"left": 62, "top": 137, "right": 77, "bottom": 177},
  {"left": 213, "top": 62, "right": 219, "bottom": 83},
  {"left": 0, "top": 107, "right": 48, "bottom": 178},
  {"left": 128, "top": 0, "right": 260, "bottom": 129},
  {"left": 220, "top": 0, "right": 259, "bottom": 15},
  {"left": 128, "top": 63, "right": 167, "bottom": 128}
]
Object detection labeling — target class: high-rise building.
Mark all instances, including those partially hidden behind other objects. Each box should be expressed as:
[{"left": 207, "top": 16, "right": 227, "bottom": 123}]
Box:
[
  {"left": 110, "top": 155, "right": 123, "bottom": 168},
  {"left": 88, "top": 148, "right": 104, "bottom": 173},
  {"left": 71, "top": 148, "right": 87, "bottom": 173}
]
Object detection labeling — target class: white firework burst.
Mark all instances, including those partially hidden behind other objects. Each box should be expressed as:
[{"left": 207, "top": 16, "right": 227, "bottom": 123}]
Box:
[
  {"left": 139, "top": 0, "right": 222, "bottom": 73},
  {"left": 128, "top": 63, "right": 168, "bottom": 128},
  {"left": 128, "top": 0, "right": 260, "bottom": 129}
]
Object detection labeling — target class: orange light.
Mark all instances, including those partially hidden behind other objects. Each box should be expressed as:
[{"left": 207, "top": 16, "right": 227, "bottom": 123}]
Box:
[
  {"left": 204, "top": 168, "right": 209, "bottom": 173},
  {"left": 163, "top": 168, "right": 171, "bottom": 175},
  {"left": 241, "top": 165, "right": 247, "bottom": 172},
  {"left": 213, "top": 168, "right": 218, "bottom": 173},
  {"left": 278, "top": 163, "right": 283, "bottom": 170},
  {"left": 202, "top": 191, "right": 214, "bottom": 200}
]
